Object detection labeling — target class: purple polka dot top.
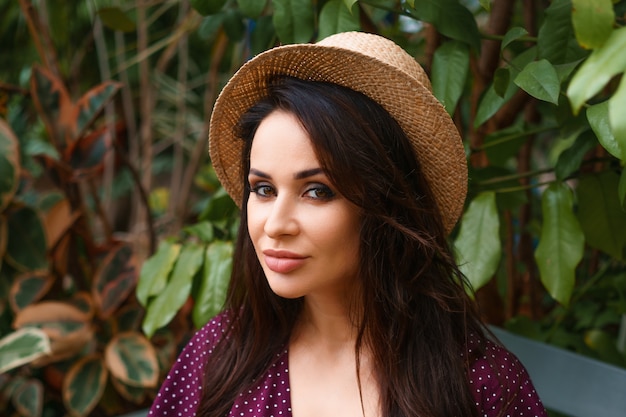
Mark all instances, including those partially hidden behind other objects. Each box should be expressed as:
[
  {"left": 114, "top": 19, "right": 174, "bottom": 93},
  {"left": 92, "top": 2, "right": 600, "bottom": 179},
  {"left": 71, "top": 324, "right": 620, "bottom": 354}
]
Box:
[{"left": 149, "top": 314, "right": 547, "bottom": 416}]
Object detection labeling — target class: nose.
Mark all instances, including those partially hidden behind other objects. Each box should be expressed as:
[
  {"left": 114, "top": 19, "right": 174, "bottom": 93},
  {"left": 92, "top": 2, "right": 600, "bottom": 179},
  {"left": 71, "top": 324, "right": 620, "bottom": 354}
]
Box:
[{"left": 263, "top": 195, "right": 300, "bottom": 238}]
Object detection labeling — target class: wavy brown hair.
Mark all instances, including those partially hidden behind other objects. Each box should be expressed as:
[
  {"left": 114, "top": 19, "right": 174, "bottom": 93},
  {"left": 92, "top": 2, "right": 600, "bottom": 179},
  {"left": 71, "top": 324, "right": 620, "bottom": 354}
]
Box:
[{"left": 197, "top": 76, "right": 487, "bottom": 417}]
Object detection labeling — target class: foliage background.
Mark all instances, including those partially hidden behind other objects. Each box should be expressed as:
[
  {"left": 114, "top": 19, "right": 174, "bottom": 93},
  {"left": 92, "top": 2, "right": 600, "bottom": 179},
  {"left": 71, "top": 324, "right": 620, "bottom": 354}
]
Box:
[{"left": 1, "top": 0, "right": 626, "bottom": 416}]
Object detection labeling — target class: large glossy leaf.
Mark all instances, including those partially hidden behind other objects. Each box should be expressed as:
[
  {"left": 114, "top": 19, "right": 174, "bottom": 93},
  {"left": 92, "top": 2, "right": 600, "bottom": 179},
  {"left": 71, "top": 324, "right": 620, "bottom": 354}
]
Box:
[
  {"left": 5, "top": 206, "right": 48, "bottom": 271},
  {"left": 409, "top": 0, "right": 480, "bottom": 52},
  {"left": 272, "top": 0, "right": 314, "bottom": 44},
  {"left": 136, "top": 241, "right": 181, "bottom": 306},
  {"left": 92, "top": 244, "right": 138, "bottom": 319},
  {"left": 577, "top": 172, "right": 626, "bottom": 260},
  {"left": 317, "top": 0, "right": 360, "bottom": 41},
  {"left": 537, "top": 0, "right": 587, "bottom": 65},
  {"left": 0, "top": 119, "right": 20, "bottom": 212},
  {"left": 587, "top": 101, "right": 626, "bottom": 160},
  {"left": 30, "top": 65, "right": 73, "bottom": 146},
  {"left": 13, "top": 378, "right": 43, "bottom": 417},
  {"left": 105, "top": 332, "right": 159, "bottom": 387},
  {"left": 453, "top": 192, "right": 501, "bottom": 292},
  {"left": 238, "top": 0, "right": 267, "bottom": 18},
  {"left": 9, "top": 271, "right": 54, "bottom": 313},
  {"left": 514, "top": 59, "right": 560, "bottom": 104},
  {"left": 0, "top": 328, "right": 51, "bottom": 373},
  {"left": 63, "top": 355, "right": 108, "bottom": 417},
  {"left": 571, "top": 0, "right": 614, "bottom": 49},
  {"left": 142, "top": 244, "right": 204, "bottom": 337},
  {"left": 534, "top": 183, "right": 584, "bottom": 306},
  {"left": 193, "top": 241, "right": 233, "bottom": 328},
  {"left": 431, "top": 41, "right": 469, "bottom": 115},
  {"left": 567, "top": 27, "right": 626, "bottom": 113},
  {"left": 608, "top": 74, "right": 626, "bottom": 161}
]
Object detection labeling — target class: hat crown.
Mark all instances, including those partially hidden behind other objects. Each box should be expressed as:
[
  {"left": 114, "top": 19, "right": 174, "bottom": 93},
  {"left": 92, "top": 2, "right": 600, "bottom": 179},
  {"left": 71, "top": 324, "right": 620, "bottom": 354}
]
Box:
[{"left": 317, "top": 32, "right": 432, "bottom": 93}]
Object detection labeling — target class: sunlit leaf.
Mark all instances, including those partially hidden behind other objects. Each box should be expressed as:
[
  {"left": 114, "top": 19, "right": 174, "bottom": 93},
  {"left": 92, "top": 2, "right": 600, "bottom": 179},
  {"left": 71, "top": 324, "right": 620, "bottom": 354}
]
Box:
[
  {"left": 454, "top": 192, "right": 501, "bottom": 292},
  {"left": 93, "top": 244, "right": 138, "bottom": 319},
  {"left": 193, "top": 241, "right": 233, "bottom": 328},
  {"left": 608, "top": 74, "right": 626, "bottom": 162},
  {"left": 9, "top": 271, "right": 54, "bottom": 313},
  {"left": 13, "top": 379, "right": 43, "bottom": 417},
  {"left": 588, "top": 101, "right": 625, "bottom": 160},
  {"left": 537, "top": 0, "right": 587, "bottom": 65},
  {"left": 63, "top": 355, "right": 108, "bottom": 417},
  {"left": 431, "top": 41, "right": 469, "bottom": 115},
  {"left": 5, "top": 206, "right": 48, "bottom": 271},
  {"left": 318, "top": 0, "right": 360, "bottom": 41},
  {"left": 534, "top": 183, "right": 584, "bottom": 306},
  {"left": 238, "top": 0, "right": 267, "bottom": 18},
  {"left": 142, "top": 244, "right": 204, "bottom": 337},
  {"left": 272, "top": 0, "right": 315, "bottom": 44},
  {"left": 502, "top": 26, "right": 528, "bottom": 51},
  {"left": 571, "top": 0, "right": 614, "bottom": 49},
  {"left": 97, "top": 7, "right": 136, "bottom": 32},
  {"left": 567, "top": 27, "right": 626, "bottom": 114},
  {"left": 105, "top": 332, "right": 159, "bottom": 387},
  {"left": 410, "top": 0, "right": 481, "bottom": 51},
  {"left": 514, "top": 59, "right": 560, "bottom": 104},
  {"left": 0, "top": 328, "right": 51, "bottom": 374},
  {"left": 577, "top": 172, "right": 626, "bottom": 260},
  {"left": 0, "top": 119, "right": 20, "bottom": 212},
  {"left": 137, "top": 241, "right": 181, "bottom": 306}
]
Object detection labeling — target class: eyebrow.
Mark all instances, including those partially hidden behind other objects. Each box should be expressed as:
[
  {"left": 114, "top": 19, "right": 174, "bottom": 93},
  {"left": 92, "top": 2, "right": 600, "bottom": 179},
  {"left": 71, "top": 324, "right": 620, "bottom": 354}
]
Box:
[{"left": 249, "top": 167, "right": 325, "bottom": 180}]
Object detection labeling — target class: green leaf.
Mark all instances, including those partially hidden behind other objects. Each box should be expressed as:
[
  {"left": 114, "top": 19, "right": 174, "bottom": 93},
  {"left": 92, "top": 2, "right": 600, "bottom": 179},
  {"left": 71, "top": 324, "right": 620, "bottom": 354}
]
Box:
[
  {"left": 409, "top": 0, "right": 481, "bottom": 52},
  {"left": 588, "top": 101, "right": 625, "bottom": 160},
  {"left": 555, "top": 131, "right": 596, "bottom": 180},
  {"left": 63, "top": 355, "right": 107, "bottom": 417},
  {"left": 237, "top": 0, "right": 267, "bottom": 18},
  {"left": 567, "top": 27, "right": 626, "bottom": 114},
  {"left": 105, "top": 332, "right": 159, "bottom": 387},
  {"left": 193, "top": 241, "right": 233, "bottom": 328},
  {"left": 483, "top": 124, "right": 526, "bottom": 167},
  {"left": 318, "top": 0, "right": 360, "bottom": 41},
  {"left": 493, "top": 68, "right": 510, "bottom": 98},
  {"left": 10, "top": 271, "right": 54, "bottom": 312},
  {"left": 272, "top": 0, "right": 315, "bottom": 44},
  {"left": 136, "top": 241, "right": 181, "bottom": 306},
  {"left": 223, "top": 9, "right": 246, "bottom": 42},
  {"left": 0, "top": 119, "right": 20, "bottom": 212},
  {"left": 184, "top": 221, "right": 215, "bottom": 242},
  {"left": 534, "top": 183, "right": 584, "bottom": 306},
  {"left": 0, "top": 328, "right": 51, "bottom": 373},
  {"left": 514, "top": 59, "right": 560, "bottom": 104},
  {"left": 92, "top": 244, "right": 138, "bottom": 319},
  {"left": 619, "top": 169, "right": 626, "bottom": 208},
  {"left": 501, "top": 26, "right": 528, "bottom": 51},
  {"left": 191, "top": 0, "right": 228, "bottom": 16},
  {"left": 571, "top": 0, "right": 615, "bottom": 49},
  {"left": 5, "top": 206, "right": 48, "bottom": 271},
  {"left": 343, "top": 0, "right": 358, "bottom": 11},
  {"left": 584, "top": 329, "right": 626, "bottom": 367},
  {"left": 608, "top": 73, "right": 626, "bottom": 162},
  {"left": 97, "top": 7, "right": 136, "bottom": 32},
  {"left": 431, "top": 41, "right": 469, "bottom": 115},
  {"left": 454, "top": 192, "right": 501, "bottom": 292},
  {"left": 537, "top": 0, "right": 587, "bottom": 65},
  {"left": 250, "top": 15, "right": 276, "bottom": 56},
  {"left": 142, "top": 244, "right": 205, "bottom": 337},
  {"left": 577, "top": 172, "right": 626, "bottom": 260},
  {"left": 13, "top": 379, "right": 43, "bottom": 417},
  {"left": 479, "top": 0, "right": 491, "bottom": 11}
]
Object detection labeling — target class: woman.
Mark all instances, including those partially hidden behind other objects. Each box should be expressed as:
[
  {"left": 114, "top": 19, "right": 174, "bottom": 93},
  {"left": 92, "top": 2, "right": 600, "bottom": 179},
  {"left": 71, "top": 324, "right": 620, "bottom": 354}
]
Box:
[{"left": 149, "top": 32, "right": 547, "bottom": 417}]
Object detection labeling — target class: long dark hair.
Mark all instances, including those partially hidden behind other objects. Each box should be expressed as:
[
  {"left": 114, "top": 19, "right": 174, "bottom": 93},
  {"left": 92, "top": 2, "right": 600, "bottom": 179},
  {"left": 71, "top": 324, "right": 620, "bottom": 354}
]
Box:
[{"left": 198, "top": 76, "right": 486, "bottom": 417}]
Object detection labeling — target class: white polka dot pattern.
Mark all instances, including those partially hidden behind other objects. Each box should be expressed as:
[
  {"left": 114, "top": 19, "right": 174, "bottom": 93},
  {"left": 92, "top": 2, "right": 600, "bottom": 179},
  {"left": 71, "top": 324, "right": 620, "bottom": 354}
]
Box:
[{"left": 148, "top": 315, "right": 547, "bottom": 416}]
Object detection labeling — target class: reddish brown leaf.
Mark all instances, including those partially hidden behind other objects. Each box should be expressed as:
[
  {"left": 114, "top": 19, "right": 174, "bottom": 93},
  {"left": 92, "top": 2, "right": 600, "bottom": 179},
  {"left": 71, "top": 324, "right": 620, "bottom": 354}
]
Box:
[
  {"left": 92, "top": 244, "right": 138, "bottom": 319},
  {"left": 72, "top": 81, "right": 122, "bottom": 139},
  {"left": 43, "top": 198, "right": 79, "bottom": 250},
  {"left": 64, "top": 125, "right": 113, "bottom": 180}
]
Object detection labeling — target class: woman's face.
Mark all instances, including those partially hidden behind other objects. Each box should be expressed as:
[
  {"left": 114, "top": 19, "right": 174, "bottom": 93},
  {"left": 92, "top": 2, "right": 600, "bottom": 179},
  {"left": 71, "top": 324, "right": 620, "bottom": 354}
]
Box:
[{"left": 247, "top": 110, "right": 361, "bottom": 301}]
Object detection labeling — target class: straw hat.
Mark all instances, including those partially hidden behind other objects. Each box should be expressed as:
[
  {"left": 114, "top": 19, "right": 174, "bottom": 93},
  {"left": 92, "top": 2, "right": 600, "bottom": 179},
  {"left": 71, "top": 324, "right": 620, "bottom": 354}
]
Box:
[{"left": 209, "top": 31, "right": 467, "bottom": 234}]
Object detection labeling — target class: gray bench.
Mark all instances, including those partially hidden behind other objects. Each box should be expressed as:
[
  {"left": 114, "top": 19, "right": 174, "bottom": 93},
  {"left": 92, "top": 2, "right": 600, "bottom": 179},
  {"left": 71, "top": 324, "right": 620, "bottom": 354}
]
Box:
[{"left": 490, "top": 326, "right": 626, "bottom": 417}]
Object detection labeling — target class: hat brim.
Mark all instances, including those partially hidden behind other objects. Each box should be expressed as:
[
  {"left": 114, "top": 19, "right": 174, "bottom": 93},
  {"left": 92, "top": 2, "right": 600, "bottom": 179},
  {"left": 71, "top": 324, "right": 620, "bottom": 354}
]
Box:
[{"left": 209, "top": 39, "right": 467, "bottom": 234}]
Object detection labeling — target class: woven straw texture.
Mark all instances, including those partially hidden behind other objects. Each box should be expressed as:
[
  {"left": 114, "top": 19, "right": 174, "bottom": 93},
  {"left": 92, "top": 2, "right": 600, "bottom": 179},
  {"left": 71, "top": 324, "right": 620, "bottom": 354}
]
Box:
[{"left": 209, "top": 31, "right": 467, "bottom": 234}]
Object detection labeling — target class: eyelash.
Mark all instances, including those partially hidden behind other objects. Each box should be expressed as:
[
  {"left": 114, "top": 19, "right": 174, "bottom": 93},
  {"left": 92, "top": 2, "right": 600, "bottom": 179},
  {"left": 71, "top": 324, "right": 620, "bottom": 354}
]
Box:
[{"left": 249, "top": 183, "right": 336, "bottom": 201}]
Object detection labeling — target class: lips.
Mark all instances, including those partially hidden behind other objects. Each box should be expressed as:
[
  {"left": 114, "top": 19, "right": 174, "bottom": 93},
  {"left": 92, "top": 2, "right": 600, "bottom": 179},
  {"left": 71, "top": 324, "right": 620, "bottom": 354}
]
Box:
[{"left": 262, "top": 249, "right": 308, "bottom": 274}]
